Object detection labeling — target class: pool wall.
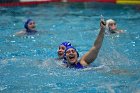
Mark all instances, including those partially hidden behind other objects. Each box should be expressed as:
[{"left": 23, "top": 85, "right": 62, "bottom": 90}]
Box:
[
  {"left": 0, "top": 0, "right": 140, "bottom": 6},
  {"left": 0, "top": 0, "right": 61, "bottom": 6}
]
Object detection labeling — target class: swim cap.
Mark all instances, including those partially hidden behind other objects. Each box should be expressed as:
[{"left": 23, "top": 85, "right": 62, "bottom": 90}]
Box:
[
  {"left": 106, "top": 19, "right": 116, "bottom": 29},
  {"left": 24, "top": 19, "right": 37, "bottom": 33},
  {"left": 60, "top": 42, "right": 72, "bottom": 47},
  {"left": 64, "top": 46, "right": 79, "bottom": 60},
  {"left": 24, "top": 19, "right": 33, "bottom": 30}
]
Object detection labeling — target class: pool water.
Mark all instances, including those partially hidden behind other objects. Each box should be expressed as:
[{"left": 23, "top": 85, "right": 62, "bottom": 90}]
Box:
[{"left": 0, "top": 2, "right": 140, "bottom": 93}]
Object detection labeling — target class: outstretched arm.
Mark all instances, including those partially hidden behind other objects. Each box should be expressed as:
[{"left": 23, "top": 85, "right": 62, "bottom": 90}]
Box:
[{"left": 80, "top": 21, "right": 105, "bottom": 66}]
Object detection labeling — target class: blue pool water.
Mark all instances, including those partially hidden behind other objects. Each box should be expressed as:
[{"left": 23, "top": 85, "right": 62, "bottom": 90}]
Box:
[{"left": 0, "top": 3, "right": 140, "bottom": 93}]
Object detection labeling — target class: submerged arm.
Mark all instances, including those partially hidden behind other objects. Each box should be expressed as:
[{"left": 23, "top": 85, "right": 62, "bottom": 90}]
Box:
[
  {"left": 15, "top": 30, "right": 26, "bottom": 36},
  {"left": 80, "top": 21, "right": 105, "bottom": 66}
]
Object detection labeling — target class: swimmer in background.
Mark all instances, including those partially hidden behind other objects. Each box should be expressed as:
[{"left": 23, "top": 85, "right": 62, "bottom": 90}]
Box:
[
  {"left": 106, "top": 19, "right": 124, "bottom": 34},
  {"left": 15, "top": 19, "right": 37, "bottom": 36},
  {"left": 47, "top": 42, "right": 72, "bottom": 67},
  {"left": 62, "top": 20, "right": 106, "bottom": 69},
  {"left": 44, "top": 42, "right": 72, "bottom": 66},
  {"left": 56, "top": 42, "right": 72, "bottom": 61}
]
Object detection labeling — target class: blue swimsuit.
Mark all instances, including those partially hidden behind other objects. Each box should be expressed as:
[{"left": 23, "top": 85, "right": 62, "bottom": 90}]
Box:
[
  {"left": 71, "top": 62, "right": 84, "bottom": 69},
  {"left": 65, "top": 61, "right": 84, "bottom": 69}
]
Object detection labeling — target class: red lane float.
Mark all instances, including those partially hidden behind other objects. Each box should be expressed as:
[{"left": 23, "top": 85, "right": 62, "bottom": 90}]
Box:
[
  {"left": 67, "top": 0, "right": 116, "bottom": 3},
  {"left": 0, "top": 0, "right": 61, "bottom": 6}
]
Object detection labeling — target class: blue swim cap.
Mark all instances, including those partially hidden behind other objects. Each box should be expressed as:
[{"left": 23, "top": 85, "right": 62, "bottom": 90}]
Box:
[
  {"left": 24, "top": 19, "right": 33, "bottom": 30},
  {"left": 24, "top": 19, "right": 37, "bottom": 34},
  {"left": 60, "top": 42, "right": 72, "bottom": 47},
  {"left": 64, "top": 46, "right": 79, "bottom": 60}
]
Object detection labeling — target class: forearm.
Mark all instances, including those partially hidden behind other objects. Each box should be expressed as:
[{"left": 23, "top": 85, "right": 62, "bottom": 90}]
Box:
[
  {"left": 80, "top": 27, "right": 105, "bottom": 65},
  {"left": 93, "top": 27, "right": 105, "bottom": 50}
]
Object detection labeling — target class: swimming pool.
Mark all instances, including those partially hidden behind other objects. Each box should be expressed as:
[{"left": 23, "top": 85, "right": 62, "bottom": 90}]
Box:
[{"left": 0, "top": 2, "right": 140, "bottom": 93}]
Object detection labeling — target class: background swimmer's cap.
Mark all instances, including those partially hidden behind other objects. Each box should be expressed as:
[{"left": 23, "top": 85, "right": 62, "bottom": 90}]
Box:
[
  {"left": 106, "top": 19, "right": 116, "bottom": 29},
  {"left": 64, "top": 46, "right": 79, "bottom": 60},
  {"left": 24, "top": 19, "right": 33, "bottom": 30},
  {"left": 60, "top": 42, "right": 72, "bottom": 47}
]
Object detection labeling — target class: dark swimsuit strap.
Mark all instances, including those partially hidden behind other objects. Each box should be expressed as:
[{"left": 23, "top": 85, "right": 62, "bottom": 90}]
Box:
[{"left": 26, "top": 29, "right": 37, "bottom": 35}]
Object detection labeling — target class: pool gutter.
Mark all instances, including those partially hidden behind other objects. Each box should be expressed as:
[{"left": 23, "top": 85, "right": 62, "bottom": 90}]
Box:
[{"left": 0, "top": 0, "right": 140, "bottom": 6}]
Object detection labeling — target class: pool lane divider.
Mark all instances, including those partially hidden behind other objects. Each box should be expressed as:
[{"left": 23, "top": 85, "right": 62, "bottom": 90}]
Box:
[{"left": 0, "top": 0, "right": 140, "bottom": 6}]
